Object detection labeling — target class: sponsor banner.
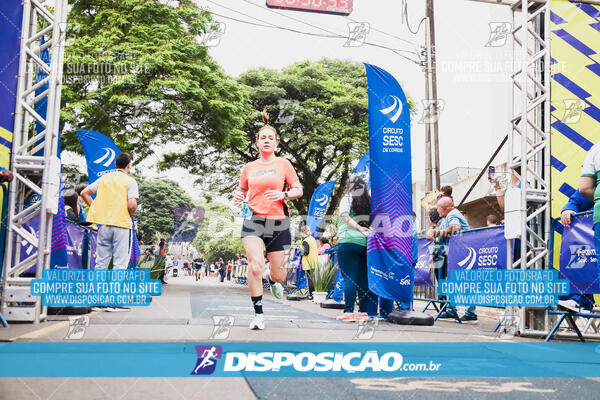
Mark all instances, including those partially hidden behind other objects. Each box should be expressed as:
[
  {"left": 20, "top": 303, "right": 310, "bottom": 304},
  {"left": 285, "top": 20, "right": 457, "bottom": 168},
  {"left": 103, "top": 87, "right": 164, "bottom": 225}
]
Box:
[
  {"left": 364, "top": 63, "right": 415, "bottom": 302},
  {"left": 549, "top": 0, "right": 600, "bottom": 273},
  {"left": 0, "top": 1, "right": 22, "bottom": 133},
  {"left": 415, "top": 239, "right": 433, "bottom": 287},
  {"left": 306, "top": 180, "right": 336, "bottom": 238},
  {"left": 331, "top": 267, "right": 344, "bottom": 302},
  {"left": 0, "top": 1, "right": 21, "bottom": 278},
  {"left": 0, "top": 342, "right": 599, "bottom": 377},
  {"left": 20, "top": 216, "right": 98, "bottom": 271},
  {"left": 76, "top": 130, "right": 121, "bottom": 183},
  {"left": 447, "top": 226, "right": 507, "bottom": 272},
  {"left": 65, "top": 221, "right": 87, "bottom": 269},
  {"left": 558, "top": 212, "right": 599, "bottom": 294},
  {"left": 353, "top": 152, "right": 370, "bottom": 192}
]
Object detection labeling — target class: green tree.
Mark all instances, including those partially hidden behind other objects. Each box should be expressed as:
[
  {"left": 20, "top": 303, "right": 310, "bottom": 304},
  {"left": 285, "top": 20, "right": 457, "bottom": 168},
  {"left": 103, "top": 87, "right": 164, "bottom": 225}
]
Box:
[
  {"left": 192, "top": 200, "right": 240, "bottom": 257},
  {"left": 136, "top": 179, "right": 194, "bottom": 243},
  {"left": 202, "top": 236, "right": 244, "bottom": 265},
  {"left": 164, "top": 59, "right": 414, "bottom": 218},
  {"left": 61, "top": 0, "right": 247, "bottom": 161}
]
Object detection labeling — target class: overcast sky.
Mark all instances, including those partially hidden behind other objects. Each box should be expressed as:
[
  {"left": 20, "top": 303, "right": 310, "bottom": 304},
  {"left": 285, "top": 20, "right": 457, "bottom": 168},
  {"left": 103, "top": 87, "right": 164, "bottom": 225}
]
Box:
[{"left": 64, "top": 0, "right": 515, "bottom": 200}]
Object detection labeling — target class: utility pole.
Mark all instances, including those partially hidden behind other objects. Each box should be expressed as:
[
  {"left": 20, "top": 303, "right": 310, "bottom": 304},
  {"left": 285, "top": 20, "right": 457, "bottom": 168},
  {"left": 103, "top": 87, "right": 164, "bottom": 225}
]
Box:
[
  {"left": 426, "top": 0, "right": 441, "bottom": 189},
  {"left": 423, "top": 28, "right": 433, "bottom": 192}
]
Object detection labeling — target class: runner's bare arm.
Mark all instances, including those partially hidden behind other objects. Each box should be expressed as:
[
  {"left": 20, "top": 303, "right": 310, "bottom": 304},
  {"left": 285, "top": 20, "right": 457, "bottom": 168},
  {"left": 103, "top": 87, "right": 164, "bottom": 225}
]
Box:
[
  {"left": 265, "top": 181, "right": 303, "bottom": 201},
  {"left": 234, "top": 186, "right": 248, "bottom": 203},
  {"left": 579, "top": 176, "right": 595, "bottom": 202}
]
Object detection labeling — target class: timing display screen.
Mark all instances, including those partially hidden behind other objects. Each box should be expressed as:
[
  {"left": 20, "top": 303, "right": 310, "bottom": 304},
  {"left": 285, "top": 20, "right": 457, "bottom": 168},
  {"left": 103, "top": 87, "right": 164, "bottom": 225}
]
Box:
[{"left": 266, "top": 0, "right": 353, "bottom": 16}]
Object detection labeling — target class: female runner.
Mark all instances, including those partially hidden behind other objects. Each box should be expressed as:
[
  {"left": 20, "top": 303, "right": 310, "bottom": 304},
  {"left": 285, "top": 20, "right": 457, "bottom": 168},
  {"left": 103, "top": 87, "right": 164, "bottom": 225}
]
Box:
[{"left": 234, "top": 111, "right": 303, "bottom": 330}]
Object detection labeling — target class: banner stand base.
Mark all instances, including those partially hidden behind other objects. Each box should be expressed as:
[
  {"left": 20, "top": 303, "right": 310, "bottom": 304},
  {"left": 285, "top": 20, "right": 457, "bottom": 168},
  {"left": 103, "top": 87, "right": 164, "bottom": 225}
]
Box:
[
  {"left": 388, "top": 310, "right": 434, "bottom": 326},
  {"left": 320, "top": 299, "right": 345, "bottom": 309},
  {"left": 47, "top": 306, "right": 92, "bottom": 316}
]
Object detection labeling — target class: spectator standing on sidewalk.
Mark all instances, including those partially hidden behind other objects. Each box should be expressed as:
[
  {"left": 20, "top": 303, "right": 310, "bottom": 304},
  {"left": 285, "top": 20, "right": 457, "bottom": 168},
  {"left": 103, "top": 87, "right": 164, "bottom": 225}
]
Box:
[
  {"left": 81, "top": 153, "right": 138, "bottom": 269},
  {"left": 426, "top": 196, "right": 475, "bottom": 323},
  {"left": 75, "top": 183, "right": 88, "bottom": 223},
  {"left": 218, "top": 257, "right": 226, "bottom": 282}
]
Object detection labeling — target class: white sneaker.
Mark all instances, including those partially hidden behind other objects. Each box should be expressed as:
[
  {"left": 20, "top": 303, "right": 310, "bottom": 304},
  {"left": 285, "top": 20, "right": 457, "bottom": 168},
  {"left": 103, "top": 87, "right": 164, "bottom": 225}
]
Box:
[{"left": 249, "top": 313, "right": 265, "bottom": 330}]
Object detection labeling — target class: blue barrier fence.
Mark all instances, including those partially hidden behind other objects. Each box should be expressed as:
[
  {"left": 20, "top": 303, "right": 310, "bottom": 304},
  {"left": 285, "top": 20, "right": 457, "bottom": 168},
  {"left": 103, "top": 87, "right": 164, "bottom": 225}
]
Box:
[
  {"left": 550, "top": 211, "right": 599, "bottom": 294},
  {"left": 19, "top": 216, "right": 98, "bottom": 273}
]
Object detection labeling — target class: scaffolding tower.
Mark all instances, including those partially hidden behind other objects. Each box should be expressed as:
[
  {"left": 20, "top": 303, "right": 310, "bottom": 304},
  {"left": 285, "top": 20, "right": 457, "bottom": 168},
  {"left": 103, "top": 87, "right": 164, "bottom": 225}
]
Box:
[
  {"left": 507, "top": 0, "right": 552, "bottom": 336},
  {"left": 0, "top": 0, "right": 67, "bottom": 323}
]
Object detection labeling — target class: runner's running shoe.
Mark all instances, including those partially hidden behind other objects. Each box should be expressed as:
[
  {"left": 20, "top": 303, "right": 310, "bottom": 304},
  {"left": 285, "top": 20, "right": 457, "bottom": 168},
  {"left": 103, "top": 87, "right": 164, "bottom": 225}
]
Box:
[
  {"left": 249, "top": 313, "right": 265, "bottom": 330},
  {"left": 270, "top": 282, "right": 284, "bottom": 299}
]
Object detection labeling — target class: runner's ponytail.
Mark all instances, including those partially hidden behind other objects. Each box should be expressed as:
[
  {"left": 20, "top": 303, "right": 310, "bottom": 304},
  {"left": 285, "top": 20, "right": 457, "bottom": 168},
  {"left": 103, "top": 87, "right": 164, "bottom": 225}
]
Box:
[{"left": 256, "top": 108, "right": 279, "bottom": 139}]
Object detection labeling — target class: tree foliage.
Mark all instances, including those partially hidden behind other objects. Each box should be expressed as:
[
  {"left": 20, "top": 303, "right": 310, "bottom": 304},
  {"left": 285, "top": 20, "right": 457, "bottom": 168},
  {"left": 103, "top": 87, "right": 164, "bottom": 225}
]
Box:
[
  {"left": 61, "top": 0, "right": 247, "bottom": 160},
  {"left": 192, "top": 201, "right": 243, "bottom": 264},
  {"left": 164, "top": 59, "right": 414, "bottom": 217},
  {"left": 136, "top": 179, "right": 194, "bottom": 243}
]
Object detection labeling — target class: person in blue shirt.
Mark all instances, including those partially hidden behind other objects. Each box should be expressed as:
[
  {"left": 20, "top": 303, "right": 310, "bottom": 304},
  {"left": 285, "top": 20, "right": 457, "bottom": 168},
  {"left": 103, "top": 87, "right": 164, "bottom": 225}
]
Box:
[{"left": 426, "top": 196, "right": 476, "bottom": 323}]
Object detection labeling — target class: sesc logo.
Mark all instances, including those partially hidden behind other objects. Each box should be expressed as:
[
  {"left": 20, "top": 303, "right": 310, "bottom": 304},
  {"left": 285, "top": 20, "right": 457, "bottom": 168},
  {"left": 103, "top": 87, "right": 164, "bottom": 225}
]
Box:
[
  {"left": 191, "top": 345, "right": 222, "bottom": 375},
  {"left": 399, "top": 275, "right": 411, "bottom": 286},
  {"left": 380, "top": 95, "right": 403, "bottom": 123},
  {"left": 93, "top": 147, "right": 117, "bottom": 167},
  {"left": 458, "top": 247, "right": 477, "bottom": 270},
  {"left": 316, "top": 194, "right": 329, "bottom": 207}
]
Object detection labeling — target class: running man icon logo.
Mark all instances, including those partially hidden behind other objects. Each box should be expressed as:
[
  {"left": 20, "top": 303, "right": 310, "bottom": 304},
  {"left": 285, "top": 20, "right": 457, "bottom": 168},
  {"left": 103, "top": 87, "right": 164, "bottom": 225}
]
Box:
[
  {"left": 65, "top": 315, "right": 89, "bottom": 340},
  {"left": 191, "top": 345, "right": 223, "bottom": 375},
  {"left": 380, "top": 95, "right": 403, "bottom": 123},
  {"left": 316, "top": 194, "right": 329, "bottom": 207},
  {"left": 458, "top": 247, "right": 477, "bottom": 270},
  {"left": 93, "top": 147, "right": 117, "bottom": 167},
  {"left": 563, "top": 99, "right": 587, "bottom": 124},
  {"left": 275, "top": 99, "right": 299, "bottom": 124},
  {"left": 209, "top": 316, "right": 234, "bottom": 340},
  {"left": 344, "top": 22, "right": 370, "bottom": 47},
  {"left": 199, "top": 22, "right": 226, "bottom": 47},
  {"left": 485, "top": 22, "right": 511, "bottom": 47},
  {"left": 418, "top": 99, "right": 445, "bottom": 124},
  {"left": 353, "top": 318, "right": 378, "bottom": 340}
]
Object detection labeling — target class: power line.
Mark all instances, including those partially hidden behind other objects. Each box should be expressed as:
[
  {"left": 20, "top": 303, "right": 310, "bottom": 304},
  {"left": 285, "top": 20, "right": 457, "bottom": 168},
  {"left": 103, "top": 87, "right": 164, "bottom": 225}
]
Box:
[
  {"left": 202, "top": 0, "right": 421, "bottom": 64},
  {"left": 243, "top": 0, "right": 418, "bottom": 54},
  {"left": 344, "top": 16, "right": 421, "bottom": 52}
]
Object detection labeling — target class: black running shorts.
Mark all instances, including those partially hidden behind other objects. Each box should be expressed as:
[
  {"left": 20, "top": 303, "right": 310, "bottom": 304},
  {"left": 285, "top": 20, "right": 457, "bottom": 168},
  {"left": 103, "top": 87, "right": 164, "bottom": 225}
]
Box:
[{"left": 241, "top": 215, "right": 291, "bottom": 253}]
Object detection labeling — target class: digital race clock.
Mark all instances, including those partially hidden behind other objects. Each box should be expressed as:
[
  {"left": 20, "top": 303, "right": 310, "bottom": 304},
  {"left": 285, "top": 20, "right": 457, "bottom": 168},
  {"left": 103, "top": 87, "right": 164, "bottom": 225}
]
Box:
[{"left": 266, "top": 0, "right": 353, "bottom": 16}]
